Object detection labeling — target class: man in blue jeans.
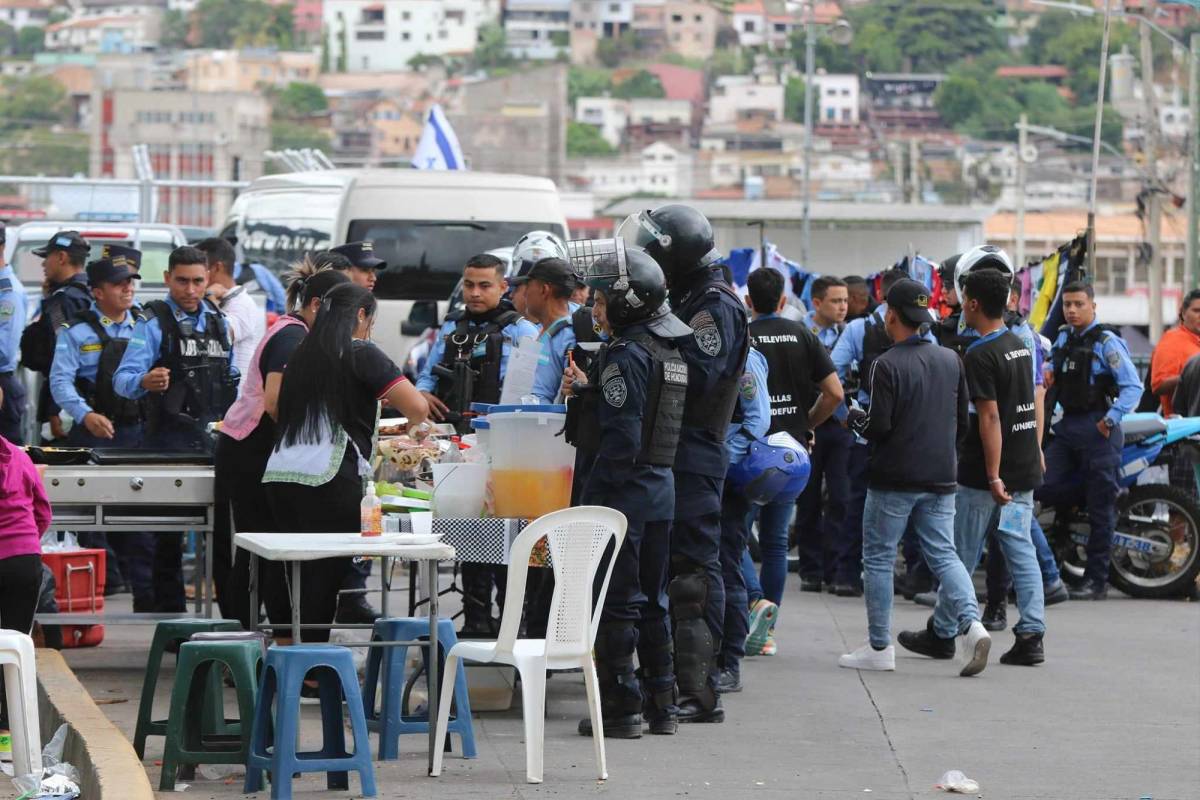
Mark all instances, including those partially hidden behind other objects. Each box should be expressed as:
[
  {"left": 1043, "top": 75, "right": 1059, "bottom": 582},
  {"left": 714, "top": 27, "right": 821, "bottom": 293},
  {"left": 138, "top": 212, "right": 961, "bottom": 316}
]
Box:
[
  {"left": 839, "top": 278, "right": 990, "bottom": 675},
  {"left": 899, "top": 269, "right": 1047, "bottom": 666}
]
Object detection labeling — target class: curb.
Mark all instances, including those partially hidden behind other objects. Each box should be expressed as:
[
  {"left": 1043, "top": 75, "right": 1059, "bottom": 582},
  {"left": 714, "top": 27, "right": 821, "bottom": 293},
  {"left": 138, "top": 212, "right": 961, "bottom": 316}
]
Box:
[{"left": 35, "top": 649, "right": 155, "bottom": 800}]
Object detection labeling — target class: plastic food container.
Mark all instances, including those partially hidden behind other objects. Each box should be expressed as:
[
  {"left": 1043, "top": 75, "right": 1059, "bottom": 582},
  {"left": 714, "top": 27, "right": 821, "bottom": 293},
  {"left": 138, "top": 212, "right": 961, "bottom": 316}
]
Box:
[
  {"left": 486, "top": 406, "right": 573, "bottom": 519},
  {"left": 431, "top": 462, "right": 489, "bottom": 518}
]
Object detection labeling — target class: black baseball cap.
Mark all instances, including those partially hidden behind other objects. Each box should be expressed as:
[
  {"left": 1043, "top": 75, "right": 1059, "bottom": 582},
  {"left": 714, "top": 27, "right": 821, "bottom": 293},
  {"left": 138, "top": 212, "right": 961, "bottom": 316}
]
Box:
[
  {"left": 32, "top": 230, "right": 90, "bottom": 259},
  {"left": 886, "top": 278, "right": 936, "bottom": 327},
  {"left": 86, "top": 243, "right": 141, "bottom": 286},
  {"left": 330, "top": 241, "right": 386, "bottom": 271},
  {"left": 510, "top": 257, "right": 580, "bottom": 289}
]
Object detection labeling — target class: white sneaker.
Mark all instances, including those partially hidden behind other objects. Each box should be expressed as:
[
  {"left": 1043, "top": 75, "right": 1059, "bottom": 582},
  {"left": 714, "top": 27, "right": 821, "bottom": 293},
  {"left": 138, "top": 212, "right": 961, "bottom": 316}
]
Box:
[
  {"left": 959, "top": 621, "right": 991, "bottom": 677},
  {"left": 838, "top": 643, "right": 895, "bottom": 671}
]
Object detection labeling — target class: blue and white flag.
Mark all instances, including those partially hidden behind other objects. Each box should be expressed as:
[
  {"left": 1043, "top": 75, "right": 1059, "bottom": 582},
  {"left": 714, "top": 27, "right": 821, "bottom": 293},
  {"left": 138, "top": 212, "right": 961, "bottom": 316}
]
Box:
[{"left": 411, "top": 104, "right": 466, "bottom": 171}]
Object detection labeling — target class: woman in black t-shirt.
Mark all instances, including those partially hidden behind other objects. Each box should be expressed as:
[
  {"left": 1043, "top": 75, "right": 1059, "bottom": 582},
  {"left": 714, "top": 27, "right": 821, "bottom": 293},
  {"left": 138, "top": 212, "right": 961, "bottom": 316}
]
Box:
[{"left": 263, "top": 283, "right": 428, "bottom": 642}]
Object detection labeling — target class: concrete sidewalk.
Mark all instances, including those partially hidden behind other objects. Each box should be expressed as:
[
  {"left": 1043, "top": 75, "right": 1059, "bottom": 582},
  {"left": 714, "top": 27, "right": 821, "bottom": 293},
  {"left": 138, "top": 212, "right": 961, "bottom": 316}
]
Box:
[{"left": 58, "top": 583, "right": 1200, "bottom": 800}]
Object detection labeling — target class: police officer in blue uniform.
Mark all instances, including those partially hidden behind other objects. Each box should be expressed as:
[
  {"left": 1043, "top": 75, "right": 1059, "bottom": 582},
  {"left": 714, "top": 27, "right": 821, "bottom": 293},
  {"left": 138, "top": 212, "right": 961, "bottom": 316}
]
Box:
[
  {"left": 619, "top": 204, "right": 748, "bottom": 723},
  {"left": 514, "top": 258, "right": 580, "bottom": 404},
  {"left": 564, "top": 242, "right": 691, "bottom": 738},
  {"left": 416, "top": 252, "right": 539, "bottom": 635},
  {"left": 49, "top": 244, "right": 145, "bottom": 448},
  {"left": 830, "top": 268, "right": 919, "bottom": 596},
  {"left": 1039, "top": 280, "right": 1141, "bottom": 600},
  {"left": 0, "top": 226, "right": 28, "bottom": 443},
  {"left": 21, "top": 230, "right": 93, "bottom": 440},
  {"left": 330, "top": 241, "right": 387, "bottom": 293}
]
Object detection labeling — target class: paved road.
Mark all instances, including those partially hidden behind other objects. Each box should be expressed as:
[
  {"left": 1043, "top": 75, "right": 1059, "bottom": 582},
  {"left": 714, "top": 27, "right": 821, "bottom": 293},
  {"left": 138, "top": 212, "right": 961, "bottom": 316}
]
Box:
[{"left": 63, "top": 582, "right": 1199, "bottom": 800}]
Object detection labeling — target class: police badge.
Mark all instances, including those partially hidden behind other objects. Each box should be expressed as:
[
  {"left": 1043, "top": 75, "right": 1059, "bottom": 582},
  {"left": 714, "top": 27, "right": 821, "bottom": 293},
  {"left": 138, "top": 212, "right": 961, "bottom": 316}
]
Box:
[
  {"left": 690, "top": 310, "right": 721, "bottom": 357},
  {"left": 603, "top": 376, "right": 627, "bottom": 408}
]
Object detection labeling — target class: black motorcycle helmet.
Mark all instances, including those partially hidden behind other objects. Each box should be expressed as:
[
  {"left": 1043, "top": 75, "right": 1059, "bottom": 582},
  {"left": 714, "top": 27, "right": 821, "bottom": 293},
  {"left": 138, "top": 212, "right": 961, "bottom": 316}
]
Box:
[
  {"left": 586, "top": 242, "right": 692, "bottom": 338},
  {"left": 617, "top": 204, "right": 721, "bottom": 284}
]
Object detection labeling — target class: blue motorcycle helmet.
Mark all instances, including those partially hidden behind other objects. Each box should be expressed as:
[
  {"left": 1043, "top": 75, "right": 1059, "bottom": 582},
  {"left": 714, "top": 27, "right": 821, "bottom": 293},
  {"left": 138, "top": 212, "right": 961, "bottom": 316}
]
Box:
[{"left": 727, "top": 432, "right": 812, "bottom": 506}]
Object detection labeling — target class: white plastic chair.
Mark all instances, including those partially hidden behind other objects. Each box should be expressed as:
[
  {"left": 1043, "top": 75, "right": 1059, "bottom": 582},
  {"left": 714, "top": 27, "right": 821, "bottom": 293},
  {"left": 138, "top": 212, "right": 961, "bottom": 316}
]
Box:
[
  {"left": 0, "top": 631, "right": 41, "bottom": 780},
  {"left": 431, "top": 506, "right": 627, "bottom": 784}
]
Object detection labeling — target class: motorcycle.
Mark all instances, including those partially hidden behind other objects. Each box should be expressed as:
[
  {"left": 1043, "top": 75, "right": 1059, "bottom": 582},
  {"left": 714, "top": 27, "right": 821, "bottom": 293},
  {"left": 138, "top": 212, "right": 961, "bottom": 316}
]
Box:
[{"left": 1039, "top": 412, "right": 1200, "bottom": 598}]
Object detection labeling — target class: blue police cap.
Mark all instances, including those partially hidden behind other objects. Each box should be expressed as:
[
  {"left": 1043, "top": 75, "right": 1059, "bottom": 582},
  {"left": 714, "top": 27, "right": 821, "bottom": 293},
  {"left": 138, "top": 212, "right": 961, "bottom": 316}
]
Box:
[
  {"left": 32, "top": 230, "right": 89, "bottom": 259},
  {"left": 86, "top": 243, "right": 142, "bottom": 286},
  {"left": 330, "top": 241, "right": 386, "bottom": 271}
]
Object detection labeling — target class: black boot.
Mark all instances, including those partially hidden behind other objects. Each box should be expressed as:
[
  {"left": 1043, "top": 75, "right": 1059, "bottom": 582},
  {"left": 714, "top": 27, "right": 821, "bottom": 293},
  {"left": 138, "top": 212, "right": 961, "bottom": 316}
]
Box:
[
  {"left": 460, "top": 564, "right": 496, "bottom": 637},
  {"left": 897, "top": 616, "right": 955, "bottom": 660},
  {"left": 637, "top": 622, "right": 678, "bottom": 735},
  {"left": 334, "top": 592, "right": 380, "bottom": 624},
  {"left": 579, "top": 622, "right": 643, "bottom": 739},
  {"left": 1000, "top": 632, "right": 1045, "bottom": 666},
  {"left": 1068, "top": 579, "right": 1108, "bottom": 601},
  {"left": 981, "top": 599, "right": 1007, "bottom": 632},
  {"left": 669, "top": 572, "right": 723, "bottom": 723},
  {"left": 678, "top": 693, "right": 723, "bottom": 723}
]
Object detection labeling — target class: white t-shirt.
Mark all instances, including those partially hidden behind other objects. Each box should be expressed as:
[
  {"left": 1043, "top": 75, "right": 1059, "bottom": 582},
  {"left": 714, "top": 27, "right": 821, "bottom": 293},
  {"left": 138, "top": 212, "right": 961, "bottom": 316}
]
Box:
[{"left": 219, "top": 286, "right": 265, "bottom": 388}]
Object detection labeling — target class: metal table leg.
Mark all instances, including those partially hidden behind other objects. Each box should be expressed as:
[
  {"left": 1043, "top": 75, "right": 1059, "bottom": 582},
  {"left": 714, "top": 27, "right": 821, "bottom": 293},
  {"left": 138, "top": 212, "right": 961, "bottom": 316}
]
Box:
[
  {"left": 427, "top": 558, "right": 439, "bottom": 775},
  {"left": 290, "top": 561, "right": 302, "bottom": 644},
  {"left": 204, "top": 529, "right": 214, "bottom": 618},
  {"left": 381, "top": 557, "right": 391, "bottom": 619}
]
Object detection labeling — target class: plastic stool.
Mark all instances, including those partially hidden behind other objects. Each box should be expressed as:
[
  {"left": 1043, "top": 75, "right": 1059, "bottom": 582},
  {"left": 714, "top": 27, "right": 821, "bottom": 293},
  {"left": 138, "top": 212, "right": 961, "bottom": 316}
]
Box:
[
  {"left": 188, "top": 631, "right": 270, "bottom": 736},
  {"left": 189, "top": 629, "right": 270, "bottom": 654},
  {"left": 0, "top": 632, "right": 41, "bottom": 781},
  {"left": 133, "top": 618, "right": 241, "bottom": 759},
  {"left": 244, "top": 645, "right": 376, "bottom": 800},
  {"left": 159, "top": 640, "right": 263, "bottom": 791},
  {"left": 362, "top": 618, "right": 476, "bottom": 760}
]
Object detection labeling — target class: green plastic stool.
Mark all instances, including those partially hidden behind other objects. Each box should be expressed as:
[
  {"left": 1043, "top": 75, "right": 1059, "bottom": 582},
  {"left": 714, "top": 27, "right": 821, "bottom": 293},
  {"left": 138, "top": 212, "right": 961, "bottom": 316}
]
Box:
[
  {"left": 133, "top": 618, "right": 241, "bottom": 760},
  {"left": 159, "top": 640, "right": 264, "bottom": 792}
]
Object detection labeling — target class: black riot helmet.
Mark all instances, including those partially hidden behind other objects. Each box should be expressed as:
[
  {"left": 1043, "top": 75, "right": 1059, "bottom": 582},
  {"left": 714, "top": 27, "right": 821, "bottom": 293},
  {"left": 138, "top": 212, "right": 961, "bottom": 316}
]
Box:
[
  {"left": 586, "top": 242, "right": 692, "bottom": 338},
  {"left": 616, "top": 204, "right": 721, "bottom": 284}
]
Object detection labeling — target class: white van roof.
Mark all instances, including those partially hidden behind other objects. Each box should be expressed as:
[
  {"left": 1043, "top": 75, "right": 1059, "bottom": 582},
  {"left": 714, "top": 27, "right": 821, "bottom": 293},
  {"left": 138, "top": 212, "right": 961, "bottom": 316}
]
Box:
[{"left": 244, "top": 169, "right": 558, "bottom": 194}]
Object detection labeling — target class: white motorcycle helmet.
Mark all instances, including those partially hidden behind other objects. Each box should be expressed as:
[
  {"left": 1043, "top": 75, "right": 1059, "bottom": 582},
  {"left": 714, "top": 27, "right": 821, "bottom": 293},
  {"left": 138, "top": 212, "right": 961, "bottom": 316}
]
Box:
[
  {"left": 954, "top": 244, "right": 1014, "bottom": 300},
  {"left": 511, "top": 230, "right": 569, "bottom": 280}
]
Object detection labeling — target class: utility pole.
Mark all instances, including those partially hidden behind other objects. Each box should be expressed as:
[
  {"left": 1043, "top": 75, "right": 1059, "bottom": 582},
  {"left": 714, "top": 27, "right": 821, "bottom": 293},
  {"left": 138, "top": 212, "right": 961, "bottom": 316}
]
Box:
[
  {"left": 1189, "top": 32, "right": 1200, "bottom": 290},
  {"left": 1141, "top": 23, "right": 1164, "bottom": 342},
  {"left": 1087, "top": 0, "right": 1114, "bottom": 278},
  {"left": 1017, "top": 113, "right": 1028, "bottom": 270},
  {"left": 909, "top": 137, "right": 920, "bottom": 203},
  {"left": 800, "top": 0, "right": 815, "bottom": 268}
]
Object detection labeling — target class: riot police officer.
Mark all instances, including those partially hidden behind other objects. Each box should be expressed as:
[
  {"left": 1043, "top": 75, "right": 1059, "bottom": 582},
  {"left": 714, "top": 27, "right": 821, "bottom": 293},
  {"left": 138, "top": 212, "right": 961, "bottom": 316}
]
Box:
[
  {"left": 619, "top": 204, "right": 748, "bottom": 723},
  {"left": 415, "top": 253, "right": 538, "bottom": 635},
  {"left": 0, "top": 226, "right": 28, "bottom": 443},
  {"left": 563, "top": 243, "right": 691, "bottom": 737},
  {"left": 49, "top": 244, "right": 145, "bottom": 448},
  {"left": 1039, "top": 281, "right": 1141, "bottom": 600},
  {"left": 21, "top": 230, "right": 93, "bottom": 440}
]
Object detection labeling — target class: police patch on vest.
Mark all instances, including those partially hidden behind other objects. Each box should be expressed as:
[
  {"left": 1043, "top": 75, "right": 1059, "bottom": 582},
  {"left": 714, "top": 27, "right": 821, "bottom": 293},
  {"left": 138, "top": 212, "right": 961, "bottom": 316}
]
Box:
[
  {"left": 603, "top": 376, "right": 627, "bottom": 407},
  {"left": 663, "top": 360, "right": 688, "bottom": 385},
  {"left": 0, "top": 300, "right": 13, "bottom": 321},
  {"left": 179, "top": 339, "right": 229, "bottom": 358},
  {"left": 601, "top": 362, "right": 621, "bottom": 385},
  {"left": 1105, "top": 348, "right": 1121, "bottom": 370},
  {"left": 738, "top": 371, "right": 757, "bottom": 400},
  {"left": 81, "top": 343, "right": 103, "bottom": 353},
  {"left": 690, "top": 310, "right": 721, "bottom": 356}
]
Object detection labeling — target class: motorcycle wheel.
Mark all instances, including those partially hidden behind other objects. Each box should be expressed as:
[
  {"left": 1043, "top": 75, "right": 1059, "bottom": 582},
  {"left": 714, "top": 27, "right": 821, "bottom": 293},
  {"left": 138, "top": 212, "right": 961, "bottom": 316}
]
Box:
[{"left": 1109, "top": 484, "right": 1200, "bottom": 598}]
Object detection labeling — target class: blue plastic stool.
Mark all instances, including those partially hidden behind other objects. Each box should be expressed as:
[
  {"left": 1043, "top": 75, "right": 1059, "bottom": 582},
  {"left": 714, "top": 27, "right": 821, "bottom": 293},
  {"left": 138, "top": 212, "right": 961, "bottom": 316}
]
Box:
[
  {"left": 362, "top": 618, "right": 477, "bottom": 761},
  {"left": 244, "top": 646, "right": 376, "bottom": 800}
]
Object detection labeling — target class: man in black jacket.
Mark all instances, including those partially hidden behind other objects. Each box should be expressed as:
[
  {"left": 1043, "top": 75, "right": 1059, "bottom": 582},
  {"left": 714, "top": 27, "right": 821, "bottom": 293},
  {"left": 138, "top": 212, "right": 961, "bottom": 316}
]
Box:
[{"left": 838, "top": 278, "right": 991, "bottom": 676}]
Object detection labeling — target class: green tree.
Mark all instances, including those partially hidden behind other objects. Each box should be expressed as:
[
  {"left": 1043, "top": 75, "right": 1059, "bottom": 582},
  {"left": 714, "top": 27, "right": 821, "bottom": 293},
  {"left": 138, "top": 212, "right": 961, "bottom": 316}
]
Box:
[
  {"left": 269, "top": 121, "right": 330, "bottom": 151},
  {"left": 839, "top": 0, "right": 1002, "bottom": 74},
  {"left": 567, "top": 120, "right": 616, "bottom": 157},
  {"left": 161, "top": 9, "right": 189, "bottom": 49},
  {"left": 473, "top": 22, "right": 513, "bottom": 70},
  {"left": 16, "top": 26, "right": 43, "bottom": 55},
  {"left": 0, "top": 75, "right": 70, "bottom": 131},
  {"left": 0, "top": 129, "right": 88, "bottom": 176},
  {"left": 612, "top": 70, "right": 664, "bottom": 100},
  {"left": 273, "top": 81, "right": 327, "bottom": 118},
  {"left": 192, "top": 0, "right": 294, "bottom": 49},
  {"left": 0, "top": 22, "right": 14, "bottom": 55},
  {"left": 934, "top": 74, "right": 985, "bottom": 124},
  {"left": 784, "top": 77, "right": 806, "bottom": 123},
  {"left": 1024, "top": 10, "right": 1135, "bottom": 104},
  {"left": 568, "top": 66, "right": 612, "bottom": 105}
]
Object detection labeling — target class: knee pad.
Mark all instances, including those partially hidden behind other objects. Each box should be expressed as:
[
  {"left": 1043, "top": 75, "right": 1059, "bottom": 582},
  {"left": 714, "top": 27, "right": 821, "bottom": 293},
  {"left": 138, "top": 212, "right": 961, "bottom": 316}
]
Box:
[
  {"left": 668, "top": 568, "right": 709, "bottom": 622},
  {"left": 668, "top": 572, "right": 715, "bottom": 697}
]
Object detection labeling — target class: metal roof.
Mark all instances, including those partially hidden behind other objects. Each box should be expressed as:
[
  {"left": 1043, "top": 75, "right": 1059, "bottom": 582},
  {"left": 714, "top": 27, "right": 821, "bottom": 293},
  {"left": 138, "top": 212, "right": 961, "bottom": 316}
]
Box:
[{"left": 603, "top": 199, "right": 991, "bottom": 226}]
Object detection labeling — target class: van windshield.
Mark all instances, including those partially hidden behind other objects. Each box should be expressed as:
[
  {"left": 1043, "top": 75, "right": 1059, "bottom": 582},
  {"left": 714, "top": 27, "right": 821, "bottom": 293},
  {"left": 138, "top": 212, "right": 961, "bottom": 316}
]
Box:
[
  {"left": 238, "top": 191, "right": 338, "bottom": 275},
  {"left": 347, "top": 220, "right": 565, "bottom": 301}
]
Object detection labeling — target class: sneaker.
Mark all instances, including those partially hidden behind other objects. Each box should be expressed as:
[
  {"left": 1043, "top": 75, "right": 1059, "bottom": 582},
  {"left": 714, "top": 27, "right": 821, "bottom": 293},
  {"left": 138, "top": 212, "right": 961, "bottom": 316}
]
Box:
[
  {"left": 833, "top": 583, "right": 863, "bottom": 597},
  {"left": 958, "top": 621, "right": 991, "bottom": 677},
  {"left": 1043, "top": 580, "right": 1070, "bottom": 606},
  {"left": 745, "top": 599, "right": 779, "bottom": 656},
  {"left": 716, "top": 667, "right": 742, "bottom": 694},
  {"left": 799, "top": 578, "right": 822, "bottom": 592},
  {"left": 897, "top": 618, "right": 955, "bottom": 660},
  {"left": 838, "top": 643, "right": 895, "bottom": 671},
  {"left": 759, "top": 634, "right": 777, "bottom": 657},
  {"left": 1068, "top": 580, "right": 1108, "bottom": 601},
  {"left": 981, "top": 600, "right": 1007, "bottom": 632},
  {"left": 999, "top": 632, "right": 1045, "bottom": 666}
]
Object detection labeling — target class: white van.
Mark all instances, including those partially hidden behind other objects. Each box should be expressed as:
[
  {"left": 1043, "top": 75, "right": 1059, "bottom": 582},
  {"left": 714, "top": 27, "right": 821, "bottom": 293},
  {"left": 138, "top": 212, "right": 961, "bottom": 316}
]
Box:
[{"left": 219, "top": 169, "right": 569, "bottom": 359}]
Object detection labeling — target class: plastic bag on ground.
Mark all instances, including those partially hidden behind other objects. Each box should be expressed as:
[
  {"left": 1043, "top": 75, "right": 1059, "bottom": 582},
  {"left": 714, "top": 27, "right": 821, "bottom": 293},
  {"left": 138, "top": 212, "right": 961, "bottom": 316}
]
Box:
[
  {"left": 935, "top": 770, "right": 980, "bottom": 793},
  {"left": 10, "top": 723, "right": 81, "bottom": 797}
]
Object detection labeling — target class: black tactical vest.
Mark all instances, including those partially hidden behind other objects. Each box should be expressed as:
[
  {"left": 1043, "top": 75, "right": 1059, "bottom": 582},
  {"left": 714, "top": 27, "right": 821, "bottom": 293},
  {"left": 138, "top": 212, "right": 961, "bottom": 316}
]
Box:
[
  {"left": 142, "top": 300, "right": 237, "bottom": 433},
  {"left": 564, "top": 334, "right": 688, "bottom": 467},
  {"left": 68, "top": 308, "right": 145, "bottom": 425},
  {"left": 434, "top": 308, "right": 521, "bottom": 413},
  {"left": 859, "top": 309, "right": 891, "bottom": 396},
  {"left": 678, "top": 282, "right": 750, "bottom": 437},
  {"left": 570, "top": 304, "right": 603, "bottom": 373},
  {"left": 21, "top": 276, "right": 91, "bottom": 374},
  {"left": 934, "top": 312, "right": 972, "bottom": 357},
  {"left": 1052, "top": 324, "right": 1119, "bottom": 414}
]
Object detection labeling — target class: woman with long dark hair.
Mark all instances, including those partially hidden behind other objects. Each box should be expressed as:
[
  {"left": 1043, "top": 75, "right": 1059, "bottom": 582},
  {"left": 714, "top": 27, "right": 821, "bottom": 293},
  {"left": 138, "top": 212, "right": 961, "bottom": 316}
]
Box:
[
  {"left": 213, "top": 258, "right": 351, "bottom": 633},
  {"left": 263, "top": 282, "right": 428, "bottom": 641}
]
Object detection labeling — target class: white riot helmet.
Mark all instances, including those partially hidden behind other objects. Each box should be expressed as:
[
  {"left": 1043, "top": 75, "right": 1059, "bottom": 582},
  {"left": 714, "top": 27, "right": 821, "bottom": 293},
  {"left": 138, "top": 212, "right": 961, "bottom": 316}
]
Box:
[
  {"left": 954, "top": 245, "right": 1014, "bottom": 301},
  {"left": 511, "top": 230, "right": 569, "bottom": 280}
]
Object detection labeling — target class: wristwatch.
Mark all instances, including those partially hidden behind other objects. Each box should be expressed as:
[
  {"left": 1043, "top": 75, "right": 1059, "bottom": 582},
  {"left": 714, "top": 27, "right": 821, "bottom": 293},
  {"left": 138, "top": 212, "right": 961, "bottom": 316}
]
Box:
[{"left": 1102, "top": 417, "right": 1116, "bottom": 431}]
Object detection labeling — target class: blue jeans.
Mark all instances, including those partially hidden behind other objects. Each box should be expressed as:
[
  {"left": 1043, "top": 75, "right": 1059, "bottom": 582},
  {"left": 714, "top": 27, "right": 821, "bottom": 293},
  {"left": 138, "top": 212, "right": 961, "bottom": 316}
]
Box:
[
  {"left": 1030, "top": 517, "right": 1060, "bottom": 583},
  {"left": 934, "top": 487, "right": 1045, "bottom": 637},
  {"left": 743, "top": 498, "right": 792, "bottom": 607},
  {"left": 862, "top": 489, "right": 979, "bottom": 649}
]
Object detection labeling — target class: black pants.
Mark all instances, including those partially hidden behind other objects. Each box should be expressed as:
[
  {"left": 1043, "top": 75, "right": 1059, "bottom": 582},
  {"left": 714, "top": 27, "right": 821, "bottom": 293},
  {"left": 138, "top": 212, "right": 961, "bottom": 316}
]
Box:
[
  {"left": 0, "top": 554, "right": 41, "bottom": 728},
  {"left": 214, "top": 430, "right": 290, "bottom": 629},
  {"left": 0, "top": 372, "right": 26, "bottom": 444},
  {"left": 264, "top": 461, "right": 358, "bottom": 643}
]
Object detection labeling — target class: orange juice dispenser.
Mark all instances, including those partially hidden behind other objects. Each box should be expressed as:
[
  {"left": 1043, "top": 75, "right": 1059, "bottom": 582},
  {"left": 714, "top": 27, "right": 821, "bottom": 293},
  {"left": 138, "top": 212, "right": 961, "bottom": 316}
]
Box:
[{"left": 485, "top": 405, "right": 574, "bottom": 519}]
